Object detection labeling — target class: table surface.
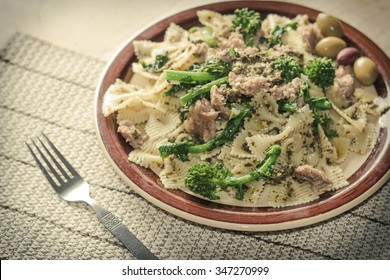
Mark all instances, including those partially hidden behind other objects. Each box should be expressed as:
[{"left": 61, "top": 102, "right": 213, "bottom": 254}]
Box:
[
  {"left": 1, "top": 0, "right": 389, "bottom": 60},
  {"left": 0, "top": 0, "right": 389, "bottom": 260}
]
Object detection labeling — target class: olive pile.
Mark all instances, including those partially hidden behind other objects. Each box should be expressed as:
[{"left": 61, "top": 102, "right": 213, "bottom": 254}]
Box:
[{"left": 315, "top": 13, "right": 378, "bottom": 86}]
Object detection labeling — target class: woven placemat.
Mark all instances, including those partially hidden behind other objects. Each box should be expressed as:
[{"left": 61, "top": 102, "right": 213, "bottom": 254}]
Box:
[{"left": 0, "top": 33, "right": 389, "bottom": 260}]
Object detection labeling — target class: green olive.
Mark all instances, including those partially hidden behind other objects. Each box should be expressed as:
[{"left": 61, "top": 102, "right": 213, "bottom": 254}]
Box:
[
  {"left": 316, "top": 13, "right": 343, "bottom": 37},
  {"left": 315, "top": 36, "right": 346, "bottom": 58},
  {"left": 353, "top": 57, "right": 378, "bottom": 86}
]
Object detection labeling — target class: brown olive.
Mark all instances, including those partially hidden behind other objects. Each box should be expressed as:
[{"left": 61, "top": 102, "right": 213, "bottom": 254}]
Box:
[
  {"left": 353, "top": 57, "right": 378, "bottom": 86},
  {"left": 315, "top": 36, "right": 346, "bottom": 58},
  {"left": 316, "top": 13, "right": 343, "bottom": 37},
  {"left": 337, "top": 47, "right": 360, "bottom": 65}
]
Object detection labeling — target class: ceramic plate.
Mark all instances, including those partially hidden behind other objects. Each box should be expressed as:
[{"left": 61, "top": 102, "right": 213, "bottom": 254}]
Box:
[{"left": 94, "top": 1, "right": 390, "bottom": 231}]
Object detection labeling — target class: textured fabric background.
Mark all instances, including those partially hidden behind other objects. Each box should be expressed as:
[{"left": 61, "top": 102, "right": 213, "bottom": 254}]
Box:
[{"left": 0, "top": 33, "right": 389, "bottom": 260}]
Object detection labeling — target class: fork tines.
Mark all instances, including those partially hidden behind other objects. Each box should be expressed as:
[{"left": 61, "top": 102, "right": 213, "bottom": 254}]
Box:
[{"left": 26, "top": 133, "right": 77, "bottom": 187}]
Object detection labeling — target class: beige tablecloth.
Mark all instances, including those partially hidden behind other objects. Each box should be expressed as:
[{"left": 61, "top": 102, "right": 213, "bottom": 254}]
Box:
[{"left": 0, "top": 32, "right": 389, "bottom": 260}]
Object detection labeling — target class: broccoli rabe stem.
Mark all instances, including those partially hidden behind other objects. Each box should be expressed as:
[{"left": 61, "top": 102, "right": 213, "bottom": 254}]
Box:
[
  {"left": 165, "top": 60, "right": 232, "bottom": 85},
  {"left": 212, "top": 106, "right": 250, "bottom": 146},
  {"left": 222, "top": 144, "right": 282, "bottom": 185},
  {"left": 165, "top": 70, "right": 216, "bottom": 84},
  {"left": 179, "top": 76, "right": 229, "bottom": 106},
  {"left": 300, "top": 83, "right": 337, "bottom": 137},
  {"left": 277, "top": 85, "right": 332, "bottom": 114},
  {"left": 185, "top": 144, "right": 282, "bottom": 200},
  {"left": 277, "top": 83, "right": 336, "bottom": 137},
  {"left": 189, "top": 26, "right": 218, "bottom": 47},
  {"left": 158, "top": 106, "right": 250, "bottom": 161},
  {"left": 300, "top": 83, "right": 332, "bottom": 110},
  {"left": 199, "top": 27, "right": 218, "bottom": 47},
  {"left": 310, "top": 97, "right": 332, "bottom": 110}
]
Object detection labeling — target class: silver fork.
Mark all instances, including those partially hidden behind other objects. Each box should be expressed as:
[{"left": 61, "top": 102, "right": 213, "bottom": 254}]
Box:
[{"left": 26, "top": 133, "right": 158, "bottom": 260}]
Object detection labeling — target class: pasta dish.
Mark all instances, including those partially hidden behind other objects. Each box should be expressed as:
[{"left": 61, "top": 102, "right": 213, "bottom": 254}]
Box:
[{"left": 102, "top": 9, "right": 389, "bottom": 207}]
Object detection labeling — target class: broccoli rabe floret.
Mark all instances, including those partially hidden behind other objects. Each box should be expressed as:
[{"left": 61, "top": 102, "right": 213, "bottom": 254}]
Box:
[
  {"left": 232, "top": 8, "right": 262, "bottom": 46},
  {"left": 185, "top": 162, "right": 233, "bottom": 200},
  {"left": 304, "top": 57, "right": 336, "bottom": 90},
  {"left": 185, "top": 144, "right": 282, "bottom": 200},
  {"left": 158, "top": 106, "right": 250, "bottom": 161},
  {"left": 272, "top": 56, "right": 303, "bottom": 83}
]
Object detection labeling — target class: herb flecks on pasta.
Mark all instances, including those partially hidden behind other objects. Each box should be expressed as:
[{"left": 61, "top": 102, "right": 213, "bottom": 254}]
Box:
[{"left": 102, "top": 9, "right": 389, "bottom": 207}]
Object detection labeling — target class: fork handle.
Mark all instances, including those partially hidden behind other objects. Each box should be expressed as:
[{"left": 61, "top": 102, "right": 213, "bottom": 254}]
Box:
[
  {"left": 99, "top": 212, "right": 158, "bottom": 260},
  {"left": 87, "top": 199, "right": 158, "bottom": 260}
]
